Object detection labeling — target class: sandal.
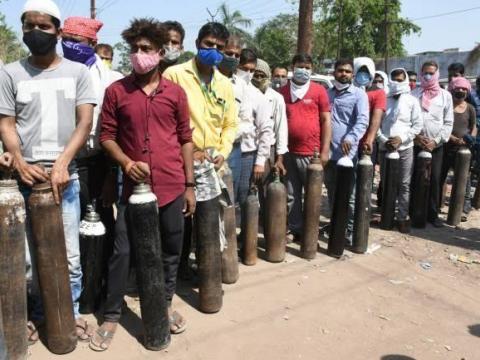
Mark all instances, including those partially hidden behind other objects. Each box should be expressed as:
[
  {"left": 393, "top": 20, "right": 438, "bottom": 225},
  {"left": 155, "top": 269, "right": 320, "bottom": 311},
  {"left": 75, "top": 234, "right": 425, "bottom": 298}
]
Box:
[
  {"left": 169, "top": 311, "right": 187, "bottom": 334},
  {"left": 89, "top": 328, "right": 115, "bottom": 352},
  {"left": 76, "top": 318, "right": 94, "bottom": 342},
  {"left": 27, "top": 321, "right": 39, "bottom": 346}
]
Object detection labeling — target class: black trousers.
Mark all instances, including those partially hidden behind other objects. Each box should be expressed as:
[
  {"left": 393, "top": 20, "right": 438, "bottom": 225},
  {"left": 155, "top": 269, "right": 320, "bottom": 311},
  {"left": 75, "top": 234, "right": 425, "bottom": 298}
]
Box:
[
  {"left": 103, "top": 195, "right": 184, "bottom": 322},
  {"left": 415, "top": 145, "right": 444, "bottom": 221}
]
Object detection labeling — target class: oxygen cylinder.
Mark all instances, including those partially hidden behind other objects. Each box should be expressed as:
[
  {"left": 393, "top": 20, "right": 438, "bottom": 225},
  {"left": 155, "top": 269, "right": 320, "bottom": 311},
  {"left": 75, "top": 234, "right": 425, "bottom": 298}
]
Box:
[
  {"left": 472, "top": 181, "right": 480, "bottom": 210},
  {"left": 128, "top": 183, "right": 170, "bottom": 350},
  {"left": 242, "top": 186, "right": 259, "bottom": 266},
  {"left": 352, "top": 154, "right": 374, "bottom": 254},
  {"left": 196, "top": 196, "right": 222, "bottom": 313},
  {"left": 328, "top": 157, "right": 354, "bottom": 258},
  {"left": 79, "top": 203, "right": 106, "bottom": 314},
  {"left": 447, "top": 147, "right": 472, "bottom": 226},
  {"left": 221, "top": 166, "right": 239, "bottom": 284},
  {"left": 411, "top": 151, "right": 432, "bottom": 228},
  {"left": 381, "top": 151, "right": 400, "bottom": 230},
  {"left": 0, "top": 299, "right": 6, "bottom": 360},
  {"left": 264, "top": 172, "right": 287, "bottom": 262},
  {"left": 301, "top": 151, "right": 323, "bottom": 260},
  {"left": 0, "top": 180, "right": 27, "bottom": 359},
  {"left": 28, "top": 181, "right": 77, "bottom": 354}
]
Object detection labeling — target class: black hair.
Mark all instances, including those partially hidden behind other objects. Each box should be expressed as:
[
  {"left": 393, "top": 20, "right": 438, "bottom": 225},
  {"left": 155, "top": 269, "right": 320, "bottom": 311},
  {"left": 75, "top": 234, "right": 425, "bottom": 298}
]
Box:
[
  {"left": 95, "top": 43, "right": 114, "bottom": 56},
  {"left": 448, "top": 62, "right": 465, "bottom": 75},
  {"left": 391, "top": 69, "right": 406, "bottom": 80},
  {"left": 407, "top": 70, "right": 417, "bottom": 77},
  {"left": 21, "top": 12, "right": 60, "bottom": 29},
  {"left": 422, "top": 60, "right": 439, "bottom": 71},
  {"left": 197, "top": 22, "right": 229, "bottom": 43},
  {"left": 272, "top": 65, "right": 288, "bottom": 74},
  {"left": 334, "top": 58, "right": 354, "bottom": 69},
  {"left": 122, "top": 18, "right": 168, "bottom": 48},
  {"left": 292, "top": 53, "right": 312, "bottom": 66},
  {"left": 226, "top": 35, "right": 244, "bottom": 49},
  {"left": 163, "top": 20, "right": 185, "bottom": 43},
  {"left": 240, "top": 48, "right": 257, "bottom": 65}
]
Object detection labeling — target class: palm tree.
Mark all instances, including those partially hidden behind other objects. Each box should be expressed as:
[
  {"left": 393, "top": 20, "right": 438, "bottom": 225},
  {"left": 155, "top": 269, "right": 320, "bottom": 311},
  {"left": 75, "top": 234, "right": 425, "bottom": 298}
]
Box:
[{"left": 218, "top": 2, "right": 253, "bottom": 40}]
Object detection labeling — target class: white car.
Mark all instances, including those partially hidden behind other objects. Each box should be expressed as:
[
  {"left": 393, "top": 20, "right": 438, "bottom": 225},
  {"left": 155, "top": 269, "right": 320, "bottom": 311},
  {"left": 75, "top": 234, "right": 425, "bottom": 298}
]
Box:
[{"left": 287, "top": 71, "right": 334, "bottom": 89}]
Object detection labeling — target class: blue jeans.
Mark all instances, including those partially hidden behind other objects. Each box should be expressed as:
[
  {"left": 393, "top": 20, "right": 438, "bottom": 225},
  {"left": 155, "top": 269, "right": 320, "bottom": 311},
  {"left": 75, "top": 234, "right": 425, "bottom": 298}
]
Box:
[
  {"left": 237, "top": 152, "right": 256, "bottom": 207},
  {"left": 25, "top": 175, "right": 82, "bottom": 320},
  {"left": 227, "top": 142, "right": 242, "bottom": 204}
]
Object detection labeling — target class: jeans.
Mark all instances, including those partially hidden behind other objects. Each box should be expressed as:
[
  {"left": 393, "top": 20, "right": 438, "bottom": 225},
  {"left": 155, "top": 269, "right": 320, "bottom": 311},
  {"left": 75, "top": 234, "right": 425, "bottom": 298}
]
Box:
[
  {"left": 227, "top": 142, "right": 242, "bottom": 204},
  {"left": 25, "top": 176, "right": 82, "bottom": 320}
]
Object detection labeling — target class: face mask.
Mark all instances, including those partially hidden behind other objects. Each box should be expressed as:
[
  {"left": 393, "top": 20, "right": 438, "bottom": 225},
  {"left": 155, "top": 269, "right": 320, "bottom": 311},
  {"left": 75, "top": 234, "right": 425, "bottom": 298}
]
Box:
[
  {"left": 62, "top": 40, "right": 96, "bottom": 66},
  {"left": 197, "top": 48, "right": 223, "bottom": 67},
  {"left": 333, "top": 79, "right": 350, "bottom": 91},
  {"left": 251, "top": 77, "right": 270, "bottom": 93},
  {"left": 355, "top": 71, "right": 371, "bottom": 87},
  {"left": 423, "top": 73, "right": 433, "bottom": 81},
  {"left": 130, "top": 52, "right": 160, "bottom": 75},
  {"left": 102, "top": 59, "right": 112, "bottom": 70},
  {"left": 23, "top": 29, "right": 58, "bottom": 56},
  {"left": 374, "top": 83, "right": 384, "bottom": 90},
  {"left": 237, "top": 68, "right": 253, "bottom": 84},
  {"left": 272, "top": 77, "right": 288, "bottom": 89},
  {"left": 389, "top": 80, "right": 410, "bottom": 96},
  {"left": 163, "top": 45, "right": 181, "bottom": 65},
  {"left": 409, "top": 82, "right": 416, "bottom": 90},
  {"left": 219, "top": 55, "right": 239, "bottom": 73},
  {"left": 293, "top": 67, "right": 311, "bottom": 85},
  {"left": 453, "top": 91, "right": 467, "bottom": 100}
]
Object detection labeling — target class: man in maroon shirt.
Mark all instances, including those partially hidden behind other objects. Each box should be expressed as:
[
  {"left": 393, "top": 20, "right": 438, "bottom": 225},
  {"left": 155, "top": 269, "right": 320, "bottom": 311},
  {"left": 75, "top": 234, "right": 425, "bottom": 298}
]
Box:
[
  {"left": 90, "top": 18, "right": 194, "bottom": 351},
  {"left": 279, "top": 53, "right": 332, "bottom": 242}
]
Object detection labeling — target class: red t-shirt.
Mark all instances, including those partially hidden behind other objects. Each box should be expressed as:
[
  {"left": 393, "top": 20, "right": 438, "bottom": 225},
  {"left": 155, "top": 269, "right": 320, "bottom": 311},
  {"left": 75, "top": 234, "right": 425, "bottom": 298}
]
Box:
[
  {"left": 361, "top": 89, "right": 387, "bottom": 143},
  {"left": 280, "top": 81, "right": 331, "bottom": 156}
]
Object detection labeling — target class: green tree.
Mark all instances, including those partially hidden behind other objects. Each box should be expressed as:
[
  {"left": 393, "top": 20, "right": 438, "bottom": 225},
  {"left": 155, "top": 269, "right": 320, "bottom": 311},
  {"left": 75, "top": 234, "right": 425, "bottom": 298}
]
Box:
[
  {"left": 113, "top": 41, "right": 131, "bottom": 75},
  {"left": 218, "top": 2, "right": 252, "bottom": 38},
  {"left": 0, "top": 13, "right": 28, "bottom": 63},
  {"left": 178, "top": 50, "right": 195, "bottom": 64}
]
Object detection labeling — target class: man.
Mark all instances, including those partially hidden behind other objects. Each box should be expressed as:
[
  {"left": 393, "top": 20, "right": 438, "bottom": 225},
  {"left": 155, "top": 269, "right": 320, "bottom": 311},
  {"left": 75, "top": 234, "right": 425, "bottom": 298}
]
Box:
[
  {"left": 279, "top": 53, "right": 332, "bottom": 241},
  {"left": 272, "top": 65, "right": 288, "bottom": 91},
  {"left": 412, "top": 60, "right": 454, "bottom": 227},
  {"left": 377, "top": 68, "right": 422, "bottom": 233},
  {"left": 325, "top": 59, "right": 369, "bottom": 241},
  {"left": 95, "top": 43, "right": 114, "bottom": 68},
  {"left": 407, "top": 70, "right": 417, "bottom": 91},
  {"left": 159, "top": 20, "right": 185, "bottom": 73},
  {"left": 0, "top": 0, "right": 96, "bottom": 342},
  {"left": 92, "top": 18, "right": 195, "bottom": 351},
  {"left": 164, "top": 22, "right": 236, "bottom": 280},
  {"left": 230, "top": 49, "right": 272, "bottom": 207}
]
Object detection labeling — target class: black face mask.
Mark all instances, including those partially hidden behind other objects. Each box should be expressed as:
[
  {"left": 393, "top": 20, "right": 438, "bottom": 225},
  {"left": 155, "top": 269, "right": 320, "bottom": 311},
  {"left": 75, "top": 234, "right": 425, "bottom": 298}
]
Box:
[
  {"left": 23, "top": 29, "right": 58, "bottom": 56},
  {"left": 453, "top": 91, "right": 466, "bottom": 100}
]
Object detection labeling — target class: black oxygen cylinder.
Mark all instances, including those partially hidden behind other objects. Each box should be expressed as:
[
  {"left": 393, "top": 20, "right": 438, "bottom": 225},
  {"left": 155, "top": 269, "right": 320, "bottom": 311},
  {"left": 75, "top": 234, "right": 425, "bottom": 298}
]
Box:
[
  {"left": 28, "top": 181, "right": 77, "bottom": 355},
  {"left": 196, "top": 196, "right": 223, "bottom": 313},
  {"left": 411, "top": 150, "right": 432, "bottom": 228},
  {"left": 473, "top": 181, "right": 480, "bottom": 210},
  {"left": 242, "top": 186, "right": 259, "bottom": 266},
  {"left": 79, "top": 203, "right": 106, "bottom": 314},
  {"left": 128, "top": 183, "right": 170, "bottom": 351},
  {"left": 0, "top": 299, "right": 6, "bottom": 360},
  {"left": 221, "top": 166, "right": 239, "bottom": 284},
  {"left": 301, "top": 151, "right": 324, "bottom": 260},
  {"left": 264, "top": 172, "right": 287, "bottom": 262},
  {"left": 381, "top": 151, "right": 400, "bottom": 230},
  {"left": 328, "top": 157, "right": 354, "bottom": 258},
  {"left": 352, "top": 154, "right": 374, "bottom": 254},
  {"left": 0, "top": 180, "right": 27, "bottom": 359},
  {"left": 447, "top": 147, "right": 472, "bottom": 226}
]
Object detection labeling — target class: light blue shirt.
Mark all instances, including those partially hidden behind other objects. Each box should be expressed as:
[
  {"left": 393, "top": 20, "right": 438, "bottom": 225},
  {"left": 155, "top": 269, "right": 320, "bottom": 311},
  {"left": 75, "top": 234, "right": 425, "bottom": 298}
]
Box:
[{"left": 328, "top": 84, "right": 369, "bottom": 161}]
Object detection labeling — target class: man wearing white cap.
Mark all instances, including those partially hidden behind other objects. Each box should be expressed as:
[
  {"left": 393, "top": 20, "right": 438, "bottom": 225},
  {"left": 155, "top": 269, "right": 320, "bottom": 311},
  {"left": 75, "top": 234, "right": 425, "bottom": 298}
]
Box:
[{"left": 0, "top": 0, "right": 96, "bottom": 344}]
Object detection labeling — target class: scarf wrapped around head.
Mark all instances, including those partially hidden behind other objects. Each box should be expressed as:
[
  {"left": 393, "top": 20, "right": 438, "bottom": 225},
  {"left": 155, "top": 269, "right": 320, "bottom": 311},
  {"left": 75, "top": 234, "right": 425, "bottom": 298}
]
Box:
[
  {"left": 388, "top": 68, "right": 411, "bottom": 97},
  {"left": 420, "top": 70, "right": 441, "bottom": 111},
  {"left": 449, "top": 76, "right": 471, "bottom": 92}
]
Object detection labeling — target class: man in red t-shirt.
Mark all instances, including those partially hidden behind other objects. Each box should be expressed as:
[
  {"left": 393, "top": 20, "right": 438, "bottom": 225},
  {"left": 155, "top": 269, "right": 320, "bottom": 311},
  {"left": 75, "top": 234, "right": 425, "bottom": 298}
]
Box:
[{"left": 279, "top": 53, "right": 332, "bottom": 241}]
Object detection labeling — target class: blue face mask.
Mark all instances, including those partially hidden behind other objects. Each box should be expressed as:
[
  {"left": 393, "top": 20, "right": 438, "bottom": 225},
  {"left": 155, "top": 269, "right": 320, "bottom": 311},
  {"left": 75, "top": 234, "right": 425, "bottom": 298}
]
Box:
[
  {"left": 293, "top": 67, "right": 311, "bottom": 84},
  {"left": 62, "top": 40, "right": 96, "bottom": 66},
  {"left": 423, "top": 73, "right": 433, "bottom": 81},
  {"left": 197, "top": 48, "right": 224, "bottom": 67},
  {"left": 355, "top": 71, "right": 371, "bottom": 87}
]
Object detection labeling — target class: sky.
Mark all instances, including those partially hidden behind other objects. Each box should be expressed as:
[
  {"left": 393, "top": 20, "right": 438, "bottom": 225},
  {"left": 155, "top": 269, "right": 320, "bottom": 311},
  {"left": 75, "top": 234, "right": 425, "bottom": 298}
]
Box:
[{"left": 1, "top": 0, "right": 480, "bottom": 57}]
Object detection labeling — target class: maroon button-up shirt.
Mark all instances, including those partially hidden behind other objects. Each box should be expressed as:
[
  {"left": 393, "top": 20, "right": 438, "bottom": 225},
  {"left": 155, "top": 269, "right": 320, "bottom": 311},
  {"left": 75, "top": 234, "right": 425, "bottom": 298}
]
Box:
[{"left": 100, "top": 75, "right": 192, "bottom": 207}]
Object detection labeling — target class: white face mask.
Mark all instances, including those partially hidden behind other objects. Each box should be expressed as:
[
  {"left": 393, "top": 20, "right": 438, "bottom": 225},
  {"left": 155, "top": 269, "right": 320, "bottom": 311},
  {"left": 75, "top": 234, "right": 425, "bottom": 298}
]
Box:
[
  {"left": 163, "top": 45, "right": 182, "bottom": 64},
  {"left": 237, "top": 68, "right": 253, "bottom": 84},
  {"left": 333, "top": 80, "right": 350, "bottom": 91}
]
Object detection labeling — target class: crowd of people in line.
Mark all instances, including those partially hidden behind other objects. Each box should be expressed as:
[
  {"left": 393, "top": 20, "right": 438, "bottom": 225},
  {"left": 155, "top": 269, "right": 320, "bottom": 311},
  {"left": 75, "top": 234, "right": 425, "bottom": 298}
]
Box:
[{"left": 0, "top": 0, "right": 479, "bottom": 354}]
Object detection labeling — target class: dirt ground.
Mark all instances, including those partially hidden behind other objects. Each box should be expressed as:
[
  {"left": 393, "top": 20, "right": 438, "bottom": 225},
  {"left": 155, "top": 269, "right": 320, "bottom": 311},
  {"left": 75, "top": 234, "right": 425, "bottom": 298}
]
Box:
[{"left": 29, "top": 191, "right": 480, "bottom": 360}]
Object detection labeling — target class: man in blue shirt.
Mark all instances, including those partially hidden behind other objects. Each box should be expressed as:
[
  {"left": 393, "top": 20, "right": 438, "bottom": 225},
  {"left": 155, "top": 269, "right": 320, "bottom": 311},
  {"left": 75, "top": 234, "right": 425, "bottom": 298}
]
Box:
[{"left": 324, "top": 59, "right": 369, "bottom": 243}]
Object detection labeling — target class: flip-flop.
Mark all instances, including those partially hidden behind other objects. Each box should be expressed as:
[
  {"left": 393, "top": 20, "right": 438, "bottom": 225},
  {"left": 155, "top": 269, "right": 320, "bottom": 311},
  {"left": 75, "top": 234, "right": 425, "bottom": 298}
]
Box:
[
  {"left": 27, "top": 321, "right": 39, "bottom": 346},
  {"left": 76, "top": 319, "right": 93, "bottom": 342},
  {"left": 89, "top": 329, "right": 115, "bottom": 352},
  {"left": 169, "top": 311, "right": 187, "bottom": 334}
]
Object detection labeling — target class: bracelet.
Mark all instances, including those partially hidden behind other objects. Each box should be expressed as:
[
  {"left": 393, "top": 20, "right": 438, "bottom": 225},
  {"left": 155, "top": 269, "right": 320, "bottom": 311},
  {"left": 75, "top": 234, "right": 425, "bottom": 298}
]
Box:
[{"left": 185, "top": 182, "right": 196, "bottom": 188}]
